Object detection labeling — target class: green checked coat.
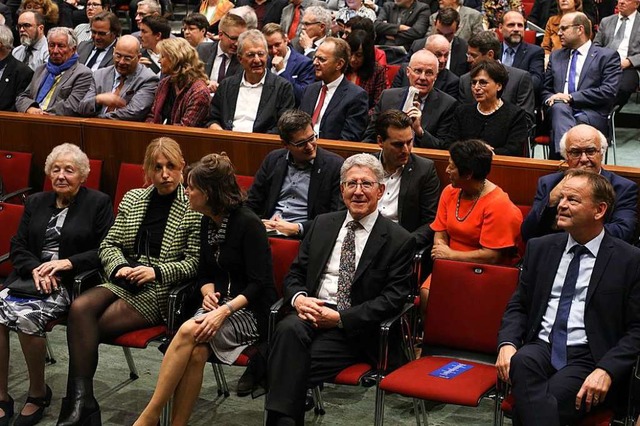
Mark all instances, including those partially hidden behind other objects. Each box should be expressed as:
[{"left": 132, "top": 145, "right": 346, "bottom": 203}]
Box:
[{"left": 98, "top": 186, "right": 201, "bottom": 324}]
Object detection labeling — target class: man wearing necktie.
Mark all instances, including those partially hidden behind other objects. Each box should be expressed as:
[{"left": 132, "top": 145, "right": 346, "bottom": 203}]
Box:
[
  {"left": 77, "top": 12, "right": 120, "bottom": 72},
  {"left": 266, "top": 153, "right": 415, "bottom": 425},
  {"left": 11, "top": 10, "right": 49, "bottom": 71},
  {"left": 497, "top": 169, "right": 640, "bottom": 426},
  {"left": 593, "top": 0, "right": 640, "bottom": 107},
  {"left": 542, "top": 12, "right": 621, "bottom": 159}
]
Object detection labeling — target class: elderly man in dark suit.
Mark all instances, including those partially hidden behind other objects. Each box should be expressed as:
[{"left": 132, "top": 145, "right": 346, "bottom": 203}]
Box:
[
  {"left": 543, "top": 12, "right": 621, "bottom": 159},
  {"left": 299, "top": 37, "right": 368, "bottom": 141},
  {"left": 522, "top": 124, "right": 637, "bottom": 243},
  {"left": 265, "top": 152, "right": 416, "bottom": 425},
  {"left": 77, "top": 11, "right": 120, "bottom": 72},
  {"left": 593, "top": 0, "right": 640, "bottom": 106},
  {"left": 374, "top": 0, "right": 431, "bottom": 51},
  {"left": 497, "top": 168, "right": 640, "bottom": 426},
  {"left": 0, "top": 25, "right": 33, "bottom": 111},
  {"left": 206, "top": 30, "right": 295, "bottom": 133}
]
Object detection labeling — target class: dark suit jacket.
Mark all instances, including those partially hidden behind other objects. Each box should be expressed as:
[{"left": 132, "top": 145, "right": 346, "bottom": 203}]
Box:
[
  {"left": 206, "top": 71, "right": 295, "bottom": 133},
  {"left": 284, "top": 211, "right": 415, "bottom": 366},
  {"left": 594, "top": 14, "right": 640, "bottom": 69},
  {"left": 141, "top": 49, "right": 161, "bottom": 75},
  {"left": 498, "top": 232, "right": 640, "bottom": 384},
  {"left": 375, "top": 0, "right": 431, "bottom": 50},
  {"left": 197, "top": 41, "right": 242, "bottom": 80},
  {"left": 299, "top": 78, "right": 369, "bottom": 141},
  {"left": 246, "top": 146, "right": 344, "bottom": 233},
  {"left": 449, "top": 36, "right": 470, "bottom": 77},
  {"left": 6, "top": 187, "right": 114, "bottom": 290},
  {"left": 77, "top": 40, "right": 115, "bottom": 69},
  {"left": 364, "top": 87, "right": 457, "bottom": 149},
  {"left": 502, "top": 41, "right": 545, "bottom": 94},
  {"left": 235, "top": 0, "right": 287, "bottom": 27},
  {"left": 0, "top": 55, "right": 33, "bottom": 111},
  {"left": 521, "top": 169, "right": 638, "bottom": 243},
  {"left": 270, "top": 47, "right": 315, "bottom": 106},
  {"left": 391, "top": 63, "right": 460, "bottom": 99}
]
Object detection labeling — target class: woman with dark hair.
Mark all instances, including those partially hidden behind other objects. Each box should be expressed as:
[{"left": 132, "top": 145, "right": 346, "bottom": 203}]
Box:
[
  {"left": 134, "top": 153, "right": 276, "bottom": 426},
  {"left": 450, "top": 59, "right": 528, "bottom": 157},
  {"left": 346, "top": 29, "right": 387, "bottom": 114}
]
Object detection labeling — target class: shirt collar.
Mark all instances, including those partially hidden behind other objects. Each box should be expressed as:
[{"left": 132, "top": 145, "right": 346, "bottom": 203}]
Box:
[
  {"left": 325, "top": 73, "right": 344, "bottom": 89},
  {"left": 620, "top": 10, "right": 637, "bottom": 21},
  {"left": 565, "top": 228, "right": 604, "bottom": 259},
  {"left": 576, "top": 39, "right": 591, "bottom": 56},
  {"left": 503, "top": 41, "right": 520, "bottom": 53},
  {"left": 379, "top": 150, "right": 405, "bottom": 177},
  {"left": 285, "top": 150, "right": 315, "bottom": 168},
  {"left": 240, "top": 70, "right": 267, "bottom": 87},
  {"left": 345, "top": 209, "right": 379, "bottom": 233}
]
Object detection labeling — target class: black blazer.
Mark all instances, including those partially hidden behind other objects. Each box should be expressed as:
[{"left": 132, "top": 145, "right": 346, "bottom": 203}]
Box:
[
  {"left": 449, "top": 36, "right": 470, "bottom": 77},
  {"left": 391, "top": 63, "right": 460, "bottom": 100},
  {"left": 0, "top": 55, "right": 33, "bottom": 112},
  {"left": 77, "top": 40, "right": 115, "bottom": 69},
  {"left": 197, "top": 41, "right": 242, "bottom": 80},
  {"left": 141, "top": 49, "right": 161, "bottom": 75},
  {"left": 6, "top": 187, "right": 114, "bottom": 290},
  {"left": 498, "top": 232, "right": 640, "bottom": 384},
  {"left": 501, "top": 41, "right": 545, "bottom": 95},
  {"left": 206, "top": 71, "right": 295, "bottom": 133},
  {"left": 246, "top": 147, "right": 344, "bottom": 233}
]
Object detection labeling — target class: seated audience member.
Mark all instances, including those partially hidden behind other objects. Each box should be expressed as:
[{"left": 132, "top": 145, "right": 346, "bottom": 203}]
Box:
[
  {"left": 460, "top": 30, "right": 535, "bottom": 126},
  {"left": 265, "top": 153, "right": 416, "bottom": 425},
  {"left": 499, "top": 11, "right": 544, "bottom": 94},
  {"left": 181, "top": 13, "right": 209, "bottom": 48},
  {"left": 247, "top": 109, "right": 344, "bottom": 237},
  {"left": 374, "top": 0, "right": 431, "bottom": 51},
  {"left": 542, "top": 12, "right": 621, "bottom": 159},
  {"left": 280, "top": 0, "right": 322, "bottom": 41},
  {"left": 262, "top": 23, "right": 314, "bottom": 106},
  {"left": 0, "top": 143, "right": 113, "bottom": 426},
  {"left": 541, "top": 0, "right": 582, "bottom": 62},
  {"left": 593, "top": 0, "right": 640, "bottom": 106},
  {"left": 420, "top": 139, "right": 522, "bottom": 304},
  {"left": 197, "top": 0, "right": 234, "bottom": 33},
  {"left": 132, "top": 0, "right": 161, "bottom": 36},
  {"left": 133, "top": 153, "right": 277, "bottom": 425},
  {"left": 21, "top": 0, "right": 60, "bottom": 32},
  {"left": 229, "top": 6, "right": 259, "bottom": 30},
  {"left": 77, "top": 11, "right": 120, "bottom": 72},
  {"left": 0, "top": 25, "right": 34, "bottom": 112},
  {"left": 335, "top": 0, "right": 376, "bottom": 26},
  {"left": 139, "top": 15, "right": 171, "bottom": 75},
  {"left": 78, "top": 35, "right": 159, "bottom": 121},
  {"left": 56, "top": 137, "right": 201, "bottom": 426},
  {"left": 430, "top": 8, "right": 470, "bottom": 77},
  {"left": 234, "top": 0, "right": 287, "bottom": 29},
  {"left": 497, "top": 169, "right": 640, "bottom": 426},
  {"left": 146, "top": 38, "right": 210, "bottom": 127},
  {"left": 346, "top": 29, "right": 387, "bottom": 114},
  {"left": 367, "top": 50, "right": 457, "bottom": 148},
  {"left": 206, "top": 30, "right": 295, "bottom": 132},
  {"left": 299, "top": 37, "right": 369, "bottom": 141},
  {"left": 291, "top": 6, "right": 330, "bottom": 59},
  {"left": 452, "top": 59, "right": 528, "bottom": 156},
  {"left": 73, "top": 0, "right": 107, "bottom": 43},
  {"left": 429, "top": 0, "right": 483, "bottom": 41},
  {"left": 12, "top": 10, "right": 49, "bottom": 71},
  {"left": 343, "top": 16, "right": 387, "bottom": 66},
  {"left": 373, "top": 110, "right": 440, "bottom": 249},
  {"left": 483, "top": 0, "right": 523, "bottom": 29},
  {"left": 522, "top": 124, "right": 637, "bottom": 243},
  {"left": 197, "top": 13, "right": 247, "bottom": 94},
  {"left": 15, "top": 27, "right": 93, "bottom": 116}
]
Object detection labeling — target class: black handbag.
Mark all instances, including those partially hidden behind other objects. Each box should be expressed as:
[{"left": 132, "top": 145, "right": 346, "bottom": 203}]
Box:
[
  {"left": 6, "top": 277, "right": 50, "bottom": 299},
  {"left": 112, "top": 230, "right": 151, "bottom": 295}
]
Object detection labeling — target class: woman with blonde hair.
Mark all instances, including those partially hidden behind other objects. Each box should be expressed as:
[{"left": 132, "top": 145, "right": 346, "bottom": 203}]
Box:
[{"left": 146, "top": 38, "right": 210, "bottom": 127}]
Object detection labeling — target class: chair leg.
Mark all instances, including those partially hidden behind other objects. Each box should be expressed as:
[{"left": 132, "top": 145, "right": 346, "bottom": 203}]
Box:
[
  {"left": 45, "top": 335, "right": 56, "bottom": 364},
  {"left": 611, "top": 113, "right": 618, "bottom": 165},
  {"left": 216, "top": 364, "right": 230, "bottom": 397},
  {"left": 312, "top": 386, "right": 325, "bottom": 415},
  {"left": 374, "top": 387, "right": 385, "bottom": 426},
  {"left": 419, "top": 399, "right": 428, "bottom": 426},
  {"left": 160, "top": 398, "right": 171, "bottom": 426},
  {"left": 122, "top": 347, "right": 139, "bottom": 380}
]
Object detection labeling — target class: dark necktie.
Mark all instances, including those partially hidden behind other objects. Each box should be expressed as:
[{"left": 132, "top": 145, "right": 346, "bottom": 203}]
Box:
[
  {"left": 22, "top": 46, "right": 33, "bottom": 65},
  {"left": 217, "top": 54, "right": 228, "bottom": 82},
  {"left": 337, "top": 220, "right": 361, "bottom": 311},
  {"left": 550, "top": 244, "right": 589, "bottom": 370},
  {"left": 311, "top": 85, "right": 328, "bottom": 126},
  {"left": 86, "top": 48, "right": 105, "bottom": 69},
  {"left": 568, "top": 49, "right": 579, "bottom": 94},
  {"left": 610, "top": 16, "right": 628, "bottom": 51}
]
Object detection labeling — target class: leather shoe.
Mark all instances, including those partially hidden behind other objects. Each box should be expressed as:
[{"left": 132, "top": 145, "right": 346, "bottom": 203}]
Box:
[
  {"left": 14, "top": 385, "right": 52, "bottom": 426},
  {"left": 236, "top": 368, "right": 255, "bottom": 397},
  {"left": 0, "top": 395, "right": 14, "bottom": 426}
]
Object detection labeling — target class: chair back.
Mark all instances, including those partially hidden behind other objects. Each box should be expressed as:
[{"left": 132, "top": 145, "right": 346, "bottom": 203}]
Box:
[
  {"left": 386, "top": 64, "right": 401, "bottom": 88},
  {"left": 0, "top": 150, "right": 32, "bottom": 201},
  {"left": 0, "top": 203, "right": 25, "bottom": 278},
  {"left": 43, "top": 159, "right": 103, "bottom": 191},
  {"left": 268, "top": 237, "right": 300, "bottom": 298},
  {"left": 236, "top": 175, "right": 254, "bottom": 191},
  {"left": 516, "top": 204, "right": 531, "bottom": 257},
  {"left": 424, "top": 259, "right": 520, "bottom": 354},
  {"left": 114, "top": 163, "right": 146, "bottom": 213}
]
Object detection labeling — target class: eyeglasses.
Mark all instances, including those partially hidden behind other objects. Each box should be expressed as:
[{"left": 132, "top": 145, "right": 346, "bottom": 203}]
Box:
[
  {"left": 91, "top": 29, "right": 111, "bottom": 36},
  {"left": 471, "top": 78, "right": 491, "bottom": 88},
  {"left": 288, "top": 133, "right": 317, "bottom": 148},
  {"left": 408, "top": 66, "right": 435, "bottom": 77},
  {"left": 16, "top": 23, "right": 34, "bottom": 30},
  {"left": 342, "top": 180, "right": 378, "bottom": 191},
  {"left": 242, "top": 51, "right": 267, "bottom": 59},
  {"left": 86, "top": 3, "right": 102, "bottom": 8},
  {"left": 24, "top": 4, "right": 44, "bottom": 10},
  {"left": 221, "top": 30, "right": 240, "bottom": 41},
  {"left": 113, "top": 52, "right": 136, "bottom": 62},
  {"left": 566, "top": 147, "right": 601, "bottom": 159},
  {"left": 558, "top": 24, "right": 581, "bottom": 32},
  {"left": 301, "top": 21, "right": 321, "bottom": 26}
]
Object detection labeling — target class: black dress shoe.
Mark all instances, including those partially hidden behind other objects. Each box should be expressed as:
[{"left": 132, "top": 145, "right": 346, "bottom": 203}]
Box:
[
  {"left": 236, "top": 368, "right": 255, "bottom": 397},
  {"left": 14, "top": 385, "right": 52, "bottom": 426},
  {"left": 0, "top": 395, "right": 14, "bottom": 426}
]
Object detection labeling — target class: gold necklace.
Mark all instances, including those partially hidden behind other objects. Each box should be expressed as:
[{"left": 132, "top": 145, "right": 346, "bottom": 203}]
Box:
[{"left": 455, "top": 180, "right": 486, "bottom": 222}]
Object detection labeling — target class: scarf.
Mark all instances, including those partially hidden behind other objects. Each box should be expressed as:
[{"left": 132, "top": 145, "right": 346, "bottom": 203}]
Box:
[{"left": 36, "top": 53, "right": 79, "bottom": 104}]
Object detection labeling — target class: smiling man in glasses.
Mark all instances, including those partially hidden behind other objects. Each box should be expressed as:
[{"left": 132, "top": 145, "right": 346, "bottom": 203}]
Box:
[
  {"left": 77, "top": 12, "right": 120, "bottom": 72},
  {"left": 247, "top": 109, "right": 344, "bottom": 238},
  {"left": 12, "top": 10, "right": 48, "bottom": 71},
  {"left": 521, "top": 124, "right": 637, "bottom": 244}
]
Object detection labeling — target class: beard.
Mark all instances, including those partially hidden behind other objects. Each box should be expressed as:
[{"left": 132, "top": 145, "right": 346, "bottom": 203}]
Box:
[{"left": 20, "top": 34, "right": 34, "bottom": 47}]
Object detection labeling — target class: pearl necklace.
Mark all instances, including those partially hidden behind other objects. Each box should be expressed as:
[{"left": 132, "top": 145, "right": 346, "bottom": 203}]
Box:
[
  {"left": 455, "top": 180, "right": 486, "bottom": 222},
  {"left": 477, "top": 99, "right": 503, "bottom": 116}
]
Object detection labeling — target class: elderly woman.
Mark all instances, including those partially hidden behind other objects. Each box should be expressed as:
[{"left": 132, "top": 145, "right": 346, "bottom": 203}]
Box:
[
  {"left": 134, "top": 153, "right": 276, "bottom": 426},
  {"left": 420, "top": 139, "right": 522, "bottom": 304},
  {"left": 0, "top": 144, "right": 113, "bottom": 426},
  {"left": 450, "top": 59, "right": 528, "bottom": 157},
  {"left": 56, "top": 137, "right": 201, "bottom": 426},
  {"left": 145, "top": 38, "right": 210, "bottom": 127},
  {"left": 73, "top": 0, "right": 107, "bottom": 43},
  {"left": 346, "top": 29, "right": 387, "bottom": 114},
  {"left": 335, "top": 0, "right": 376, "bottom": 27},
  {"left": 542, "top": 0, "right": 582, "bottom": 61}
]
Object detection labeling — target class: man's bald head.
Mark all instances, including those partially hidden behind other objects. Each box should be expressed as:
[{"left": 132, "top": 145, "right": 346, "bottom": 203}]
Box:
[
  {"left": 425, "top": 34, "right": 450, "bottom": 71},
  {"left": 113, "top": 34, "right": 142, "bottom": 76},
  {"left": 410, "top": 49, "right": 439, "bottom": 69},
  {"left": 407, "top": 49, "right": 439, "bottom": 96}
]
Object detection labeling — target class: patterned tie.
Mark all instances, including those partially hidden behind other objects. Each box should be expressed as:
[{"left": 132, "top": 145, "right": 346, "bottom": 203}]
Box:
[
  {"left": 610, "top": 16, "right": 628, "bottom": 51},
  {"left": 503, "top": 47, "right": 515, "bottom": 67},
  {"left": 22, "top": 46, "right": 33, "bottom": 65},
  {"left": 311, "top": 85, "right": 327, "bottom": 126},
  {"left": 105, "top": 76, "right": 126, "bottom": 113},
  {"left": 336, "top": 220, "right": 360, "bottom": 311},
  {"left": 567, "top": 49, "right": 579, "bottom": 94},
  {"left": 550, "top": 244, "right": 589, "bottom": 370}
]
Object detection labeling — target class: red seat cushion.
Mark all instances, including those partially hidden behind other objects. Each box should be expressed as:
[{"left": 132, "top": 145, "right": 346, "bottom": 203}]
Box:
[
  {"left": 380, "top": 357, "right": 496, "bottom": 406},
  {"left": 110, "top": 325, "right": 166, "bottom": 348},
  {"left": 501, "top": 393, "right": 515, "bottom": 412},
  {"left": 534, "top": 136, "right": 551, "bottom": 145},
  {"left": 234, "top": 353, "right": 250, "bottom": 366},
  {"left": 334, "top": 363, "right": 372, "bottom": 385}
]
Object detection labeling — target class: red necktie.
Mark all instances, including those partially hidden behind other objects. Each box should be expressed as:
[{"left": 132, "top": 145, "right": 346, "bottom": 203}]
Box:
[
  {"left": 311, "top": 85, "right": 327, "bottom": 126},
  {"left": 288, "top": 5, "right": 301, "bottom": 40}
]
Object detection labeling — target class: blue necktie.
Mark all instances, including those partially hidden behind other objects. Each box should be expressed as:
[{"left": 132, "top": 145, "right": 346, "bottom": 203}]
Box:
[
  {"left": 550, "top": 244, "right": 589, "bottom": 370},
  {"left": 567, "top": 49, "right": 579, "bottom": 94},
  {"left": 503, "top": 47, "right": 515, "bottom": 67}
]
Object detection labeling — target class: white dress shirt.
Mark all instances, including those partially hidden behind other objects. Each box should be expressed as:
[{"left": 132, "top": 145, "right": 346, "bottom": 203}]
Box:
[
  {"left": 271, "top": 46, "right": 291, "bottom": 75},
  {"left": 210, "top": 44, "right": 229, "bottom": 82},
  {"left": 379, "top": 164, "right": 402, "bottom": 223},
  {"left": 563, "top": 40, "right": 591, "bottom": 94},
  {"left": 312, "top": 74, "right": 344, "bottom": 134},
  {"left": 614, "top": 10, "right": 637, "bottom": 60},
  {"left": 12, "top": 36, "right": 49, "bottom": 71},
  {"left": 232, "top": 72, "right": 266, "bottom": 132}
]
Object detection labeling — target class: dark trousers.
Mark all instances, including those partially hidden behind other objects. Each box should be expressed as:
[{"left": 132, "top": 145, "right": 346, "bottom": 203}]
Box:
[
  {"left": 616, "top": 68, "right": 640, "bottom": 107},
  {"left": 509, "top": 339, "right": 595, "bottom": 426},
  {"left": 265, "top": 313, "right": 363, "bottom": 426}
]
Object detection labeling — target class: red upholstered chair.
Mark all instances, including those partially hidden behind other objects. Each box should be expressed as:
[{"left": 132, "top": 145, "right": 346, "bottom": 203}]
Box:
[
  {"left": 522, "top": 2, "right": 534, "bottom": 17},
  {"left": 524, "top": 29, "right": 537, "bottom": 44},
  {"left": 43, "top": 159, "right": 103, "bottom": 191},
  {"left": 386, "top": 64, "right": 401, "bottom": 88},
  {"left": 374, "top": 259, "right": 520, "bottom": 425},
  {"left": 113, "top": 163, "right": 146, "bottom": 213},
  {"left": 0, "top": 150, "right": 32, "bottom": 204},
  {"left": 0, "top": 203, "right": 24, "bottom": 282},
  {"left": 235, "top": 175, "right": 254, "bottom": 191}
]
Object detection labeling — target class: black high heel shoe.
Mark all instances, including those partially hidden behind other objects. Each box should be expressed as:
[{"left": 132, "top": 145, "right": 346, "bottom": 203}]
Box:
[
  {"left": 0, "top": 395, "right": 14, "bottom": 426},
  {"left": 14, "top": 385, "right": 52, "bottom": 426},
  {"left": 56, "top": 379, "right": 101, "bottom": 426}
]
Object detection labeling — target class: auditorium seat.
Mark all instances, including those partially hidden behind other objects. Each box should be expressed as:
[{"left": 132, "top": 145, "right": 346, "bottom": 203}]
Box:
[{"left": 0, "top": 150, "right": 32, "bottom": 204}]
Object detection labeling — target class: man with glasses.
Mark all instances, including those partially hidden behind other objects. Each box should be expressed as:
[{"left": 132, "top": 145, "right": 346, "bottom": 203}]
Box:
[
  {"left": 206, "top": 30, "right": 295, "bottom": 133},
  {"left": 522, "top": 124, "right": 637, "bottom": 243},
  {"left": 247, "top": 109, "right": 344, "bottom": 238},
  {"left": 78, "top": 35, "right": 159, "bottom": 121},
  {"left": 77, "top": 11, "right": 120, "bottom": 71},
  {"left": 499, "top": 11, "right": 544, "bottom": 94},
  {"left": 291, "top": 6, "right": 331, "bottom": 58},
  {"left": 181, "top": 12, "right": 209, "bottom": 47},
  {"left": 138, "top": 15, "right": 170, "bottom": 75},
  {"left": 265, "top": 152, "right": 415, "bottom": 425},
  {"left": 12, "top": 10, "right": 48, "bottom": 71},
  {"left": 543, "top": 12, "right": 621, "bottom": 159}
]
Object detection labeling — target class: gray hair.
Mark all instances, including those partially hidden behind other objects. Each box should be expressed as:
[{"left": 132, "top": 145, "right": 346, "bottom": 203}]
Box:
[
  {"left": 44, "top": 143, "right": 91, "bottom": 180},
  {"left": 559, "top": 127, "right": 608, "bottom": 159},
  {"left": 305, "top": 6, "right": 332, "bottom": 35},
  {"left": 230, "top": 6, "right": 257, "bottom": 30},
  {"left": 47, "top": 27, "right": 78, "bottom": 49},
  {"left": 0, "top": 25, "right": 13, "bottom": 48},
  {"left": 237, "top": 29, "right": 267, "bottom": 56},
  {"left": 138, "top": 0, "right": 161, "bottom": 15},
  {"left": 340, "top": 153, "right": 384, "bottom": 183}
]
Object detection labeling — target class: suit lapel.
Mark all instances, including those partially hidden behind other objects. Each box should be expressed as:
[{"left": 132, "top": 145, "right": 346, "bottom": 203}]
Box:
[
  {"left": 585, "top": 234, "right": 613, "bottom": 307},
  {"left": 159, "top": 187, "right": 186, "bottom": 261},
  {"left": 310, "top": 213, "right": 344, "bottom": 287},
  {"left": 307, "top": 151, "right": 325, "bottom": 217},
  {"left": 52, "top": 63, "right": 77, "bottom": 100},
  {"left": 397, "top": 156, "right": 414, "bottom": 221},
  {"left": 557, "top": 48, "right": 571, "bottom": 92},
  {"left": 0, "top": 58, "right": 16, "bottom": 99},
  {"left": 513, "top": 44, "right": 525, "bottom": 68},
  {"left": 323, "top": 79, "right": 347, "bottom": 117},
  {"left": 352, "top": 215, "right": 387, "bottom": 284},
  {"left": 536, "top": 236, "right": 566, "bottom": 315},
  {"left": 226, "top": 75, "right": 241, "bottom": 125},
  {"left": 254, "top": 72, "right": 274, "bottom": 130},
  {"left": 578, "top": 45, "right": 598, "bottom": 90},
  {"left": 267, "top": 155, "right": 288, "bottom": 213}
]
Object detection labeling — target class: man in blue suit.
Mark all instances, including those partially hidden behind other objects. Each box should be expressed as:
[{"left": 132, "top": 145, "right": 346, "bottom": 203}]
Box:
[
  {"left": 542, "top": 12, "right": 621, "bottom": 158},
  {"left": 521, "top": 124, "right": 638, "bottom": 244},
  {"left": 263, "top": 23, "right": 315, "bottom": 106}
]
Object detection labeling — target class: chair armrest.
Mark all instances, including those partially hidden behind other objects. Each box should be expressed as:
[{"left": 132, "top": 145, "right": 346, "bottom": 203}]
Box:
[
  {"left": 166, "top": 280, "right": 198, "bottom": 337},
  {"left": 73, "top": 268, "right": 102, "bottom": 299},
  {"left": 0, "top": 187, "right": 31, "bottom": 204},
  {"left": 378, "top": 302, "right": 416, "bottom": 373},
  {"left": 268, "top": 297, "right": 285, "bottom": 344}
]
